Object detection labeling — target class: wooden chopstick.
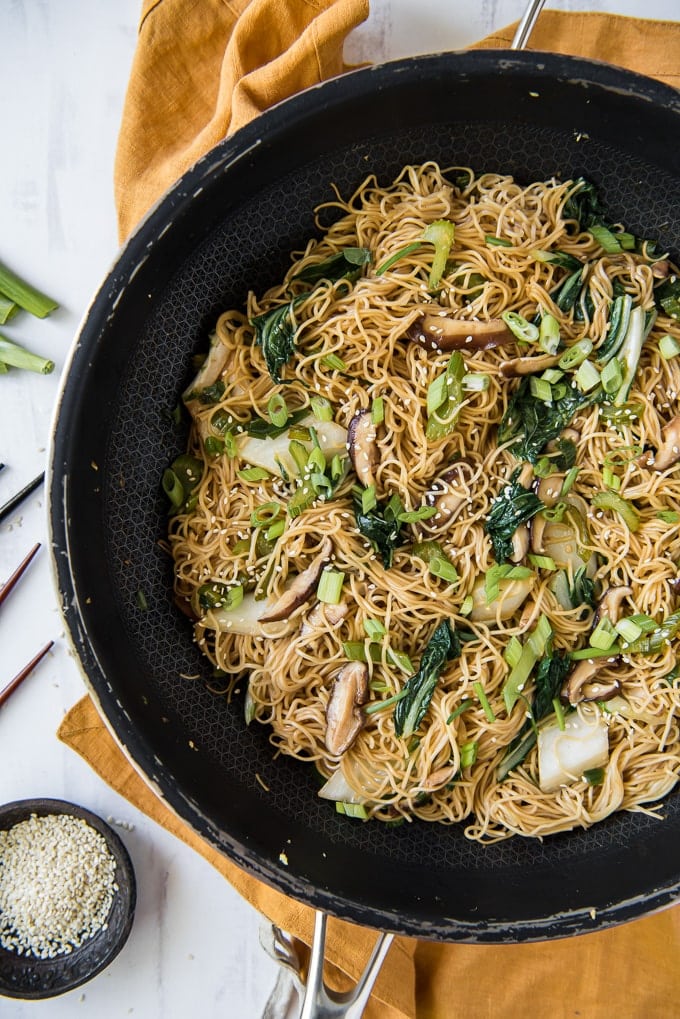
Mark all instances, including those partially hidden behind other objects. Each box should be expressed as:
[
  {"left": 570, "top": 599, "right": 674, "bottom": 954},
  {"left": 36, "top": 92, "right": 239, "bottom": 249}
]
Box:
[
  {"left": 0, "top": 640, "right": 55, "bottom": 708},
  {"left": 0, "top": 542, "right": 41, "bottom": 607},
  {"left": 0, "top": 471, "right": 45, "bottom": 524}
]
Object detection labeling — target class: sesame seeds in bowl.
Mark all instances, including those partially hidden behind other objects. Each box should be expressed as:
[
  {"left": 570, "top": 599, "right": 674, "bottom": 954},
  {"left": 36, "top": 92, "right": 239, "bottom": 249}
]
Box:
[{"left": 0, "top": 799, "right": 136, "bottom": 1000}]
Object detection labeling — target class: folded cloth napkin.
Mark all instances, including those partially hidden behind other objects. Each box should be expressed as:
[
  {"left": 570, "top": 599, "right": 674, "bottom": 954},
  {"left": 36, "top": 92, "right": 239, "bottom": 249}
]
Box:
[{"left": 61, "top": 3, "right": 680, "bottom": 1016}]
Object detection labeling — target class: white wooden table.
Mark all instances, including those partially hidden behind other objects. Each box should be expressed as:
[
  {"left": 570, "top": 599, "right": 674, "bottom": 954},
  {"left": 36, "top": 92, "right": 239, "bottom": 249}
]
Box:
[{"left": 1, "top": 2, "right": 677, "bottom": 1016}]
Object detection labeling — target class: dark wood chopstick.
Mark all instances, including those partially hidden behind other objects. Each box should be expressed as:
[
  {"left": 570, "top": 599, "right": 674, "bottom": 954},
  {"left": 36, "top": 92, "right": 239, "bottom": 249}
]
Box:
[
  {"left": 0, "top": 640, "right": 55, "bottom": 708},
  {"left": 0, "top": 542, "right": 41, "bottom": 607},
  {"left": 0, "top": 471, "right": 45, "bottom": 524}
]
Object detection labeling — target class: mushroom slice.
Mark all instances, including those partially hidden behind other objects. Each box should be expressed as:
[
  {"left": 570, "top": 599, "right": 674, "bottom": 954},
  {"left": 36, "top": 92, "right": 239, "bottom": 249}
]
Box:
[
  {"left": 593, "top": 585, "right": 633, "bottom": 628},
  {"left": 562, "top": 656, "right": 621, "bottom": 705},
  {"left": 259, "top": 538, "right": 333, "bottom": 623},
  {"left": 535, "top": 474, "right": 564, "bottom": 508},
  {"left": 648, "top": 415, "right": 680, "bottom": 472},
  {"left": 499, "top": 352, "right": 562, "bottom": 377},
  {"left": 325, "top": 662, "right": 369, "bottom": 755},
  {"left": 301, "top": 600, "right": 349, "bottom": 636},
  {"left": 405, "top": 314, "right": 513, "bottom": 352},
  {"left": 347, "top": 409, "right": 379, "bottom": 488},
  {"left": 421, "top": 765, "right": 456, "bottom": 791},
  {"left": 509, "top": 523, "right": 530, "bottom": 564},
  {"left": 424, "top": 461, "right": 476, "bottom": 531}
]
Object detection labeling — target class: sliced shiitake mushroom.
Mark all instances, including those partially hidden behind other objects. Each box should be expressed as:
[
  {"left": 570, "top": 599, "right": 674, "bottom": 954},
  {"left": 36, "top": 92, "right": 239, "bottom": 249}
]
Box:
[
  {"left": 499, "top": 352, "right": 562, "bottom": 377},
  {"left": 593, "top": 585, "right": 633, "bottom": 628},
  {"left": 325, "top": 661, "right": 369, "bottom": 755},
  {"left": 648, "top": 415, "right": 680, "bottom": 472},
  {"left": 259, "top": 538, "right": 333, "bottom": 623},
  {"left": 405, "top": 313, "right": 513, "bottom": 352},
  {"left": 423, "top": 461, "right": 475, "bottom": 531},
  {"left": 347, "top": 409, "right": 380, "bottom": 488},
  {"left": 562, "top": 657, "right": 621, "bottom": 705},
  {"left": 301, "top": 600, "right": 349, "bottom": 635}
]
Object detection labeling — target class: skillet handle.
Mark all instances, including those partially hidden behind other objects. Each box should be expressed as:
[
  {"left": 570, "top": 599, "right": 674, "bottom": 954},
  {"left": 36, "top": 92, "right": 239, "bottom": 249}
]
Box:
[
  {"left": 298, "top": 911, "right": 395, "bottom": 1019},
  {"left": 511, "top": 0, "right": 547, "bottom": 50}
]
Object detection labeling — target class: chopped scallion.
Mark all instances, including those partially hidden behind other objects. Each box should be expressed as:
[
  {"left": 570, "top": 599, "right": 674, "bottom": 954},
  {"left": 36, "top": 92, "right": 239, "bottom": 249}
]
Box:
[
  {"left": 575, "top": 358, "right": 601, "bottom": 392},
  {"left": 398, "top": 505, "right": 437, "bottom": 524},
  {"left": 459, "top": 595, "right": 474, "bottom": 617},
  {"left": 361, "top": 484, "right": 377, "bottom": 514},
  {"left": 459, "top": 740, "right": 478, "bottom": 768},
  {"left": 602, "top": 466, "right": 620, "bottom": 491},
  {"left": 311, "top": 395, "right": 333, "bottom": 421},
  {"left": 538, "top": 313, "right": 561, "bottom": 355},
  {"left": 558, "top": 337, "right": 593, "bottom": 370},
  {"left": 237, "top": 466, "right": 270, "bottom": 482},
  {"left": 462, "top": 373, "right": 490, "bottom": 392},
  {"left": 267, "top": 393, "right": 288, "bottom": 428},
  {"left": 250, "top": 502, "right": 282, "bottom": 528},
  {"left": 601, "top": 357, "right": 623, "bottom": 394},
  {"left": 528, "top": 553, "right": 557, "bottom": 571},
  {"left": 321, "top": 353, "right": 347, "bottom": 372},
  {"left": 657, "top": 510, "right": 680, "bottom": 524},
  {"left": 265, "top": 518, "right": 286, "bottom": 540},
  {"left": 0, "top": 333, "right": 54, "bottom": 374},
  {"left": 473, "top": 681, "right": 496, "bottom": 722},
  {"left": 446, "top": 698, "right": 474, "bottom": 724},
  {"left": 592, "top": 490, "right": 639, "bottom": 532},
  {"left": 659, "top": 334, "right": 680, "bottom": 361},
  {"left": 501, "top": 310, "right": 539, "bottom": 343},
  {"left": 570, "top": 645, "right": 621, "bottom": 660},
  {"left": 428, "top": 556, "right": 459, "bottom": 584},
  {"left": 485, "top": 234, "right": 512, "bottom": 247},
  {"left": 335, "top": 802, "right": 368, "bottom": 819},
  {"left": 371, "top": 397, "right": 385, "bottom": 425},
  {"left": 317, "top": 568, "right": 345, "bottom": 604},
  {"left": 614, "top": 617, "right": 643, "bottom": 644},
  {"left": 530, "top": 376, "right": 553, "bottom": 402},
  {"left": 364, "top": 618, "right": 386, "bottom": 641},
  {"left": 590, "top": 615, "right": 618, "bottom": 650}
]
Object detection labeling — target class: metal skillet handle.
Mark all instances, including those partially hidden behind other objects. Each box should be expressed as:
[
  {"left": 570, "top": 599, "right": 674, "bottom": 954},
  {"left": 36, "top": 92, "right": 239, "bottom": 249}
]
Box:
[{"left": 260, "top": 3, "right": 546, "bottom": 1017}]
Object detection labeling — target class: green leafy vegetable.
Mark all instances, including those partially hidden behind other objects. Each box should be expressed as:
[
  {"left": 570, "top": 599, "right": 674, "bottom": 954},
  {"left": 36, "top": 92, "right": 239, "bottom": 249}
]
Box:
[
  {"left": 426, "top": 350, "right": 465, "bottom": 441},
  {"left": 531, "top": 249, "right": 583, "bottom": 272},
  {"left": 562, "top": 178, "right": 609, "bottom": 231},
  {"left": 353, "top": 491, "right": 405, "bottom": 568},
  {"left": 498, "top": 375, "right": 599, "bottom": 464},
  {"left": 485, "top": 467, "right": 544, "bottom": 563},
  {"left": 245, "top": 406, "right": 309, "bottom": 440},
  {"left": 162, "top": 454, "right": 203, "bottom": 514},
  {"left": 393, "top": 620, "right": 461, "bottom": 738},
  {"left": 251, "top": 298, "right": 303, "bottom": 384},
  {"left": 293, "top": 246, "right": 371, "bottom": 285},
  {"left": 655, "top": 275, "right": 680, "bottom": 321}
]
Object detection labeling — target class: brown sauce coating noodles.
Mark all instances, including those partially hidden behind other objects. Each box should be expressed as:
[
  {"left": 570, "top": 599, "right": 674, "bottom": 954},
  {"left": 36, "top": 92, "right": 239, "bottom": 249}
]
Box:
[{"left": 169, "top": 162, "right": 680, "bottom": 842}]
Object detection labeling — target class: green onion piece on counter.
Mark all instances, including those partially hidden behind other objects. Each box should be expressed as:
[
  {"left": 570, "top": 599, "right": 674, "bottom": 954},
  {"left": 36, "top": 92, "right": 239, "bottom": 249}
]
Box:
[
  {"left": 575, "top": 359, "right": 601, "bottom": 392},
  {"left": 311, "top": 395, "right": 333, "bottom": 421},
  {"left": 0, "top": 295, "right": 18, "bottom": 324},
  {"left": 539, "top": 313, "right": 561, "bottom": 354},
  {"left": 428, "top": 556, "right": 459, "bottom": 584},
  {"left": 459, "top": 741, "right": 478, "bottom": 768},
  {"left": 558, "top": 337, "right": 593, "bottom": 370},
  {"left": 371, "top": 397, "right": 385, "bottom": 425},
  {"left": 0, "top": 333, "right": 54, "bottom": 374},
  {"left": 446, "top": 698, "right": 474, "bottom": 724},
  {"left": 364, "top": 618, "right": 386, "bottom": 641},
  {"left": 659, "top": 334, "right": 680, "bottom": 361},
  {"left": 250, "top": 502, "right": 282, "bottom": 528},
  {"left": 0, "top": 261, "right": 58, "bottom": 318},
  {"left": 485, "top": 235, "right": 512, "bottom": 248},
  {"left": 473, "top": 681, "right": 496, "bottom": 722},
  {"left": 317, "top": 568, "right": 345, "bottom": 604},
  {"left": 600, "top": 357, "right": 623, "bottom": 394},
  {"left": 237, "top": 466, "right": 270, "bottom": 482},
  {"left": 462, "top": 372, "right": 490, "bottom": 392},
  {"left": 267, "top": 393, "right": 289, "bottom": 428},
  {"left": 501, "top": 310, "right": 539, "bottom": 343},
  {"left": 592, "top": 490, "right": 640, "bottom": 532}
]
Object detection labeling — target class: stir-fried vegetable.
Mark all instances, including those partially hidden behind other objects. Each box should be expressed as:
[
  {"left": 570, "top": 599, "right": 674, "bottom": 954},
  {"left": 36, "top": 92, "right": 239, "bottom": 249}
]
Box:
[{"left": 393, "top": 619, "right": 461, "bottom": 739}]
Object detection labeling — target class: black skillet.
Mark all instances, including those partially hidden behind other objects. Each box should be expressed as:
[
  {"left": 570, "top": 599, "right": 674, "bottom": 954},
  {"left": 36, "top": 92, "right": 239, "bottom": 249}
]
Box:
[{"left": 50, "top": 42, "right": 680, "bottom": 943}]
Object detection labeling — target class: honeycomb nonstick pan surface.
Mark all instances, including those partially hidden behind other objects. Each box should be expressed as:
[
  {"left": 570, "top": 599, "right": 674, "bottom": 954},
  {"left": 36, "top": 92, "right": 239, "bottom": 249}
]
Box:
[{"left": 50, "top": 50, "right": 680, "bottom": 941}]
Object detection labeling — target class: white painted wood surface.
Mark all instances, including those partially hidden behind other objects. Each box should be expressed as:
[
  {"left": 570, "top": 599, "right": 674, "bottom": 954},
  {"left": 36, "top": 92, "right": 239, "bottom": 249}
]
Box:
[{"left": 1, "top": 2, "right": 677, "bottom": 1016}]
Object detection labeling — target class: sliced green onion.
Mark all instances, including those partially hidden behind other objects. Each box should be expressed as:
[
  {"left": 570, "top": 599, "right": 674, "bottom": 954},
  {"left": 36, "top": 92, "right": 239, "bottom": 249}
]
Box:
[
  {"left": 485, "top": 235, "right": 512, "bottom": 248},
  {"left": 317, "top": 568, "right": 345, "bottom": 604},
  {"left": 343, "top": 641, "right": 373, "bottom": 663},
  {"left": 459, "top": 740, "right": 478, "bottom": 768},
  {"left": 538, "top": 313, "right": 561, "bottom": 355},
  {"left": 267, "top": 393, "right": 288, "bottom": 428},
  {"left": 590, "top": 616, "right": 618, "bottom": 650},
  {"left": 570, "top": 645, "right": 621, "bottom": 660},
  {"left": 462, "top": 372, "right": 490, "bottom": 392},
  {"left": 288, "top": 439, "right": 309, "bottom": 475},
  {"left": 250, "top": 502, "right": 282, "bottom": 528},
  {"left": 428, "top": 556, "right": 459, "bottom": 584},
  {"left": 459, "top": 595, "right": 474, "bottom": 617},
  {"left": 330, "top": 454, "right": 344, "bottom": 481},
  {"left": 575, "top": 358, "right": 601, "bottom": 392},
  {"left": 501, "top": 310, "right": 539, "bottom": 343},
  {"left": 237, "top": 466, "right": 270, "bottom": 482},
  {"left": 543, "top": 500, "right": 568, "bottom": 522},
  {"left": 583, "top": 767, "right": 605, "bottom": 786},
  {"left": 627, "top": 613, "right": 658, "bottom": 634},
  {"left": 533, "top": 456, "right": 553, "bottom": 479},
  {"left": 321, "top": 353, "right": 347, "bottom": 372},
  {"left": 473, "top": 681, "right": 496, "bottom": 722},
  {"left": 426, "top": 372, "right": 448, "bottom": 415},
  {"left": 204, "top": 436, "right": 224, "bottom": 456},
  {"left": 265, "top": 518, "right": 286, "bottom": 540},
  {"left": 528, "top": 553, "right": 557, "bottom": 571},
  {"left": 307, "top": 446, "right": 326, "bottom": 474},
  {"left": 657, "top": 510, "right": 680, "bottom": 523},
  {"left": 0, "top": 261, "right": 58, "bottom": 318},
  {"left": 0, "top": 333, "right": 54, "bottom": 374},
  {"left": 503, "top": 616, "right": 552, "bottom": 713},
  {"left": 288, "top": 425, "right": 312, "bottom": 442},
  {"left": 602, "top": 467, "right": 621, "bottom": 491},
  {"left": 558, "top": 337, "right": 593, "bottom": 370},
  {"left": 552, "top": 697, "right": 566, "bottom": 731},
  {"left": 371, "top": 397, "right": 385, "bottom": 425},
  {"left": 504, "top": 636, "right": 523, "bottom": 669},
  {"left": 601, "top": 357, "right": 623, "bottom": 394},
  {"left": 422, "top": 220, "right": 455, "bottom": 290},
  {"left": 615, "top": 617, "right": 644, "bottom": 644},
  {"left": 375, "top": 240, "right": 424, "bottom": 276},
  {"left": 223, "top": 431, "right": 238, "bottom": 457},
  {"left": 361, "top": 484, "right": 377, "bottom": 514},
  {"left": 446, "top": 699, "right": 474, "bottom": 724},
  {"left": 530, "top": 376, "right": 553, "bottom": 402},
  {"left": 398, "top": 505, "right": 437, "bottom": 524},
  {"left": 311, "top": 396, "right": 333, "bottom": 421},
  {"left": 364, "top": 618, "right": 386, "bottom": 641},
  {"left": 541, "top": 367, "right": 564, "bottom": 384},
  {"left": 335, "top": 801, "right": 368, "bottom": 819},
  {"left": 592, "top": 490, "right": 640, "bottom": 532},
  {"left": 659, "top": 334, "right": 680, "bottom": 361},
  {"left": 484, "top": 564, "right": 533, "bottom": 604},
  {"left": 364, "top": 689, "right": 407, "bottom": 714},
  {"left": 560, "top": 468, "right": 580, "bottom": 497},
  {"left": 311, "top": 472, "right": 332, "bottom": 496},
  {"left": 387, "top": 648, "right": 414, "bottom": 674}
]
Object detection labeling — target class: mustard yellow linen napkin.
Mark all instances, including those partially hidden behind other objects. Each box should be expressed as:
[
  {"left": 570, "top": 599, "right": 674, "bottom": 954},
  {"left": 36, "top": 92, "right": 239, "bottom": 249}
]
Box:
[{"left": 61, "top": 4, "right": 680, "bottom": 1016}]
